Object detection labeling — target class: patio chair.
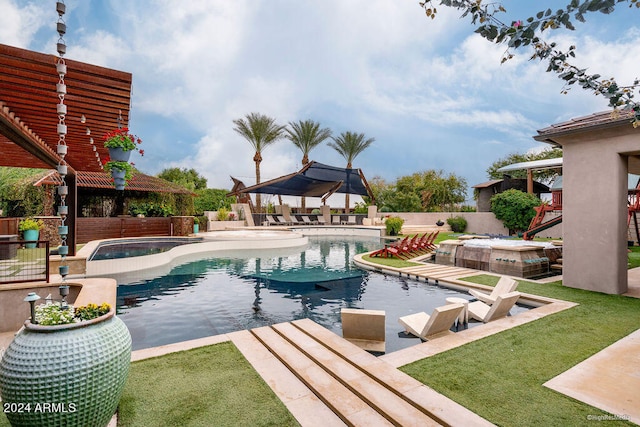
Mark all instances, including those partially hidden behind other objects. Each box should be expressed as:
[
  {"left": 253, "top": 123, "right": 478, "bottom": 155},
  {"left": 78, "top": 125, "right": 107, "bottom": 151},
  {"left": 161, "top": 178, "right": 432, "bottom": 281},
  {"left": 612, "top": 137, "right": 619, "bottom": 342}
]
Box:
[
  {"left": 341, "top": 308, "right": 385, "bottom": 352},
  {"left": 467, "top": 291, "right": 521, "bottom": 323},
  {"left": 346, "top": 215, "right": 357, "bottom": 225},
  {"left": 420, "top": 230, "right": 439, "bottom": 251},
  {"left": 370, "top": 236, "right": 411, "bottom": 259},
  {"left": 264, "top": 215, "right": 279, "bottom": 226},
  {"left": 275, "top": 215, "right": 291, "bottom": 225},
  {"left": 289, "top": 216, "right": 302, "bottom": 225},
  {"left": 398, "top": 303, "right": 464, "bottom": 340},
  {"left": 316, "top": 216, "right": 326, "bottom": 225},
  {"left": 332, "top": 216, "right": 341, "bottom": 225},
  {"left": 301, "top": 215, "right": 316, "bottom": 225},
  {"left": 469, "top": 277, "right": 518, "bottom": 304}
]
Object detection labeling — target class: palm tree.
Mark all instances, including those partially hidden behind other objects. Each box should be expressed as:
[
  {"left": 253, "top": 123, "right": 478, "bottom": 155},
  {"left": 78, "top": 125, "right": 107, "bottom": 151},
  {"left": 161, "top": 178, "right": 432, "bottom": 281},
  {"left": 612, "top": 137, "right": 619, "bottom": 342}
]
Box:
[
  {"left": 232, "top": 112, "right": 286, "bottom": 212},
  {"left": 285, "top": 119, "right": 332, "bottom": 210},
  {"left": 328, "top": 131, "right": 375, "bottom": 213}
]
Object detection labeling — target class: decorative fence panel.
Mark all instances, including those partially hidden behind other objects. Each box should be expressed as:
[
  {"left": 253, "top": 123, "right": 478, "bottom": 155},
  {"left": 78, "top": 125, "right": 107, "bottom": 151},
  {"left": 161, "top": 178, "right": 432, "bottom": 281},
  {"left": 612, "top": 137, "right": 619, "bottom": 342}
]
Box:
[
  {"left": 0, "top": 218, "right": 19, "bottom": 235},
  {"left": 76, "top": 217, "right": 173, "bottom": 244},
  {"left": 0, "top": 240, "right": 50, "bottom": 284}
]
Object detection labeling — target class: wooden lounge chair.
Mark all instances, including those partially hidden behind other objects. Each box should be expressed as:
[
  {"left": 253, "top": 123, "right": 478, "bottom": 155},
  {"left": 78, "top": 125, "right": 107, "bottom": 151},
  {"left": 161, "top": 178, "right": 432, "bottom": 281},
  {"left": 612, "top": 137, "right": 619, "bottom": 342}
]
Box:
[
  {"left": 467, "top": 291, "right": 521, "bottom": 323},
  {"left": 421, "top": 230, "right": 439, "bottom": 251},
  {"left": 370, "top": 236, "right": 411, "bottom": 259},
  {"left": 398, "top": 303, "right": 464, "bottom": 340},
  {"left": 469, "top": 277, "right": 518, "bottom": 304}
]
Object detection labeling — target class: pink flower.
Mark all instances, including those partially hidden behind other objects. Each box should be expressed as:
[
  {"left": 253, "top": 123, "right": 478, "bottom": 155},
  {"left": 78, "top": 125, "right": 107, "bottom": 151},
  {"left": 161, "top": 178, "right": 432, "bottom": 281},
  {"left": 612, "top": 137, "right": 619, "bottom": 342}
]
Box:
[{"left": 513, "top": 20, "right": 522, "bottom": 28}]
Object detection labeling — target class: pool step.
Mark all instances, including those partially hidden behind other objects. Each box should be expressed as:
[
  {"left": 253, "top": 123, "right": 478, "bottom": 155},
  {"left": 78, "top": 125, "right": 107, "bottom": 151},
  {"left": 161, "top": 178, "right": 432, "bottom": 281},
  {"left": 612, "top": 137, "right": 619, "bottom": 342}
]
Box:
[{"left": 250, "top": 319, "right": 492, "bottom": 427}]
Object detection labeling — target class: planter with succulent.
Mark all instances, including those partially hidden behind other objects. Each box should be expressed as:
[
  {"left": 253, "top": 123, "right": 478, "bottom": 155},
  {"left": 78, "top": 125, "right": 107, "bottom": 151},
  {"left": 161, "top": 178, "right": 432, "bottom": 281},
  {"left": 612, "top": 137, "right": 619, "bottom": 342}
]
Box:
[
  {"left": 18, "top": 218, "right": 44, "bottom": 249},
  {"left": 0, "top": 300, "right": 131, "bottom": 427}
]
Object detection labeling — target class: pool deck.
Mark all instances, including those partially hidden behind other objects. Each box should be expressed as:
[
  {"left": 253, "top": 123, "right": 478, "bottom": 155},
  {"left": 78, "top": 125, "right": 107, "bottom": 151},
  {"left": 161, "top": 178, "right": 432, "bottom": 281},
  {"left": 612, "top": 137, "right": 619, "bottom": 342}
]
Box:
[
  {"left": 4, "top": 232, "right": 640, "bottom": 425},
  {"left": 126, "top": 263, "right": 640, "bottom": 426}
]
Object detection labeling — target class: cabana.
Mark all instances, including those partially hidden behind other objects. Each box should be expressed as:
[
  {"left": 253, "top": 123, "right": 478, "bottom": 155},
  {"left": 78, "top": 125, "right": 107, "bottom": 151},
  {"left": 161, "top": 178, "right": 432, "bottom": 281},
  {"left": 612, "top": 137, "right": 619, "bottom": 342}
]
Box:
[{"left": 227, "top": 161, "right": 374, "bottom": 206}]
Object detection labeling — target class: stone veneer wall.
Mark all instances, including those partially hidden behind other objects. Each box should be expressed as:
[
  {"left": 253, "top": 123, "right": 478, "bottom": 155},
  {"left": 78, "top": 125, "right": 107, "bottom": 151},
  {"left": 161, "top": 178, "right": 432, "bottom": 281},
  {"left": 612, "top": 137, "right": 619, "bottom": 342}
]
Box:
[{"left": 170, "top": 216, "right": 194, "bottom": 236}]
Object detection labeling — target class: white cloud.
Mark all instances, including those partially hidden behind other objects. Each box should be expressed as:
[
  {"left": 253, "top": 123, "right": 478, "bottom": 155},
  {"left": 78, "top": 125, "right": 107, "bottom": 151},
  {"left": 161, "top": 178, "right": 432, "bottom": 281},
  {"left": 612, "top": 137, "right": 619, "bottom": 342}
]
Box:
[
  {"left": 0, "top": 0, "right": 47, "bottom": 48},
  {"left": 2, "top": 0, "right": 639, "bottom": 194}
]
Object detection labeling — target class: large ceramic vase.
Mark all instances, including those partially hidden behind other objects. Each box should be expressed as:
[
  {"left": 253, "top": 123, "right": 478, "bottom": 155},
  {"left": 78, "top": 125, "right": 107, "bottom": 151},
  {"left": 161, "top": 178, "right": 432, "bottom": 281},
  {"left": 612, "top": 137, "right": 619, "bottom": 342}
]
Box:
[
  {"left": 0, "top": 309, "right": 131, "bottom": 427},
  {"left": 22, "top": 229, "right": 39, "bottom": 249}
]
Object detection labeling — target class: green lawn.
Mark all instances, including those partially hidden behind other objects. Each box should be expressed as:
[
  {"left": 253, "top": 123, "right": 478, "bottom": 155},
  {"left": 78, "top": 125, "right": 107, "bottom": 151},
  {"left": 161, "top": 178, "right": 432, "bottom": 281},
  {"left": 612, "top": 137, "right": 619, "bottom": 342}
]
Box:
[
  {"left": 117, "top": 342, "right": 298, "bottom": 427},
  {"left": 400, "top": 275, "right": 640, "bottom": 426},
  {"left": 628, "top": 245, "right": 640, "bottom": 268}
]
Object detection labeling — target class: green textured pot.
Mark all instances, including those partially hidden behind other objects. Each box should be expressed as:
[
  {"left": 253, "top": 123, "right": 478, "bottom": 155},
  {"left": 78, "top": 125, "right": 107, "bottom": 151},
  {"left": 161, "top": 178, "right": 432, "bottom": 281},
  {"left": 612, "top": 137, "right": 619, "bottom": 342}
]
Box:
[{"left": 0, "top": 309, "right": 131, "bottom": 427}]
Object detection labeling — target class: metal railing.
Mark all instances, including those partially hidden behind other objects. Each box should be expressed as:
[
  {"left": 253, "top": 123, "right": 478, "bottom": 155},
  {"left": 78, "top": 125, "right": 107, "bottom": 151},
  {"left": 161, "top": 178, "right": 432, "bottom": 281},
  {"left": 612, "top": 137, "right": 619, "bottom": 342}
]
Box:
[{"left": 0, "top": 240, "right": 50, "bottom": 284}]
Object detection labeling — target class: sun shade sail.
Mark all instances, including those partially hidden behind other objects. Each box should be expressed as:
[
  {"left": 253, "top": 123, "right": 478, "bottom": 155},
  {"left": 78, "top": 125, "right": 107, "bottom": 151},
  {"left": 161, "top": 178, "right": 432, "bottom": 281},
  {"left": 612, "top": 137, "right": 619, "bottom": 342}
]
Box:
[{"left": 228, "top": 161, "right": 373, "bottom": 200}]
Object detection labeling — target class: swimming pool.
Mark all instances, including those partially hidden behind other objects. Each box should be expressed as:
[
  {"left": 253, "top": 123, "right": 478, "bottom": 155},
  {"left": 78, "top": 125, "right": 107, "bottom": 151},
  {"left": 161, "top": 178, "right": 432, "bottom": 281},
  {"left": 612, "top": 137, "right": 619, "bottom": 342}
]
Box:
[
  {"left": 115, "top": 235, "right": 530, "bottom": 353},
  {"left": 88, "top": 237, "right": 203, "bottom": 261}
]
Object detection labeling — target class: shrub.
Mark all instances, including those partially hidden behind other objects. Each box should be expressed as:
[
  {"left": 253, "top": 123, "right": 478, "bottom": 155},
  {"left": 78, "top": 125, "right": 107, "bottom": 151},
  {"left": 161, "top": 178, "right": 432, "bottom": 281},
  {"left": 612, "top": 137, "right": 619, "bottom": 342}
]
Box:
[
  {"left": 447, "top": 216, "right": 467, "bottom": 233},
  {"left": 217, "top": 207, "right": 230, "bottom": 221},
  {"left": 490, "top": 189, "right": 542, "bottom": 234},
  {"left": 353, "top": 202, "right": 369, "bottom": 214},
  {"left": 385, "top": 216, "right": 404, "bottom": 236},
  {"left": 128, "top": 202, "right": 174, "bottom": 217},
  {"left": 197, "top": 215, "right": 208, "bottom": 231},
  {"left": 18, "top": 218, "right": 43, "bottom": 231}
]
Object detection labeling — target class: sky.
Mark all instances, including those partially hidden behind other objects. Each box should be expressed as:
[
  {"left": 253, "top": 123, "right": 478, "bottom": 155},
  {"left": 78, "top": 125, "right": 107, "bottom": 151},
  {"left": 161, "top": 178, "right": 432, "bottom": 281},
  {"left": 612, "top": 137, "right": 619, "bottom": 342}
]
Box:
[{"left": 1, "top": 0, "right": 639, "bottom": 207}]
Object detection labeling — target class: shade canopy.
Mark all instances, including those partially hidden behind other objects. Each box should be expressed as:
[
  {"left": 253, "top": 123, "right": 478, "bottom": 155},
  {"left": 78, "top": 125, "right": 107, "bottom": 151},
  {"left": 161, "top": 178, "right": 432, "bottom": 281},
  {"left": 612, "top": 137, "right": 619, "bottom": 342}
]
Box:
[{"left": 228, "top": 161, "right": 374, "bottom": 201}]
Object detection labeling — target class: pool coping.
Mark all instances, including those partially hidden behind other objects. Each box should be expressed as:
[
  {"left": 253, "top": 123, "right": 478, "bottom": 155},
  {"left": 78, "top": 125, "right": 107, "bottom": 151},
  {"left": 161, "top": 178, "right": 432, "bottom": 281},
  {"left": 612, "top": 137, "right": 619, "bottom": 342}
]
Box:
[{"left": 78, "top": 229, "right": 310, "bottom": 279}]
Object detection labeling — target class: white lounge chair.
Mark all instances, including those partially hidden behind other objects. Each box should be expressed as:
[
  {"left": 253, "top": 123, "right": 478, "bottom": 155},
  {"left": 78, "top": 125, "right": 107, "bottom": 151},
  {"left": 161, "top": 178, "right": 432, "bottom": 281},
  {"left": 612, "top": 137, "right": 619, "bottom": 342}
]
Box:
[
  {"left": 289, "top": 216, "right": 302, "bottom": 225},
  {"left": 347, "top": 215, "right": 357, "bottom": 225},
  {"left": 264, "top": 215, "right": 278, "bottom": 226},
  {"left": 301, "top": 215, "right": 316, "bottom": 225},
  {"left": 469, "top": 277, "right": 518, "bottom": 304},
  {"left": 467, "top": 291, "right": 521, "bottom": 323},
  {"left": 276, "top": 215, "right": 291, "bottom": 225},
  {"left": 316, "top": 216, "right": 326, "bottom": 225},
  {"left": 332, "top": 216, "right": 341, "bottom": 225},
  {"left": 341, "top": 308, "right": 385, "bottom": 353},
  {"left": 398, "top": 303, "right": 464, "bottom": 340}
]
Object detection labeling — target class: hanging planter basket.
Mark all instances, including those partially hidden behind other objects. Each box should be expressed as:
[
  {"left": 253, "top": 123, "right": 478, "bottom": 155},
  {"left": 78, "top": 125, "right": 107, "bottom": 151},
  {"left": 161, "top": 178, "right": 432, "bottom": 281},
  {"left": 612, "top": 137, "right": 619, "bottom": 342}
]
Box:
[
  {"left": 107, "top": 147, "right": 132, "bottom": 162},
  {"left": 111, "top": 168, "right": 126, "bottom": 180},
  {"left": 0, "top": 308, "right": 131, "bottom": 427},
  {"left": 108, "top": 165, "right": 130, "bottom": 191}
]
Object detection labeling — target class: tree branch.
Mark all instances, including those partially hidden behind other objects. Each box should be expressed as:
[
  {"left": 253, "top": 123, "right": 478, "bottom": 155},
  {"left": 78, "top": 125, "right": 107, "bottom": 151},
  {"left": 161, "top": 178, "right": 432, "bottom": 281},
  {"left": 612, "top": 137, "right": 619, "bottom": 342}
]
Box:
[{"left": 420, "top": 0, "right": 640, "bottom": 126}]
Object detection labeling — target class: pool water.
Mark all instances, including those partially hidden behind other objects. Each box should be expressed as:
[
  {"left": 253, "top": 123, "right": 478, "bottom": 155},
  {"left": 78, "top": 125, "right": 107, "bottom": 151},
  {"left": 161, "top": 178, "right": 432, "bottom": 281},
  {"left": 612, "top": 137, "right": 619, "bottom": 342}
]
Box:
[
  {"left": 116, "top": 235, "right": 530, "bottom": 353},
  {"left": 89, "top": 237, "right": 202, "bottom": 261}
]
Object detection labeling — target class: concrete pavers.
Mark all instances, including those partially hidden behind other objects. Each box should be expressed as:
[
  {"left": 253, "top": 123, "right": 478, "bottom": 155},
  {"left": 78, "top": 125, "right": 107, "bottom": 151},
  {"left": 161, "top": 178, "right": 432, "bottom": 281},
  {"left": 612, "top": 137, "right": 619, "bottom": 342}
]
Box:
[{"left": 544, "top": 329, "right": 640, "bottom": 424}]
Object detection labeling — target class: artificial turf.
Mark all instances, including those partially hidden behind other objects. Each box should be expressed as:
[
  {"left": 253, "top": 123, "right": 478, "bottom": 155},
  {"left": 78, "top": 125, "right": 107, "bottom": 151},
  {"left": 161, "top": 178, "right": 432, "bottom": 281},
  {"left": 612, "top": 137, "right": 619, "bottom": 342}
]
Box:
[{"left": 116, "top": 341, "right": 299, "bottom": 427}]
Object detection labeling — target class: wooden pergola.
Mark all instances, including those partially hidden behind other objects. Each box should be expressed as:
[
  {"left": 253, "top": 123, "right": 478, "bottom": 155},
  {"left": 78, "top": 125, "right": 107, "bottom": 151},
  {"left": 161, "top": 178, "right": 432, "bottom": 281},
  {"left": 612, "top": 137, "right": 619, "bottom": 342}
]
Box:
[{"left": 0, "top": 44, "right": 134, "bottom": 254}]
